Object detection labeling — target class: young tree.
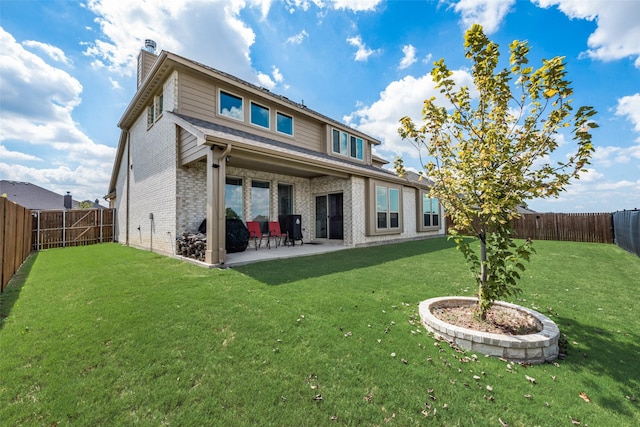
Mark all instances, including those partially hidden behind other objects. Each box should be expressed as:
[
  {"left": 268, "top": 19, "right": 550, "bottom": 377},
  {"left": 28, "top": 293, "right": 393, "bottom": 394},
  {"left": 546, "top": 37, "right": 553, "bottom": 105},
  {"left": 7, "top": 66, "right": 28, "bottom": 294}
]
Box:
[{"left": 397, "top": 24, "right": 597, "bottom": 319}]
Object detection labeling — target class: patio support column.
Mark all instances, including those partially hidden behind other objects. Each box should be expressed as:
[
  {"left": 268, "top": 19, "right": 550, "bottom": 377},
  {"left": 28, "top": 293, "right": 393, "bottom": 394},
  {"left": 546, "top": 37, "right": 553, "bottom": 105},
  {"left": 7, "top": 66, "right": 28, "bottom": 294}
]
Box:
[{"left": 205, "top": 144, "right": 230, "bottom": 265}]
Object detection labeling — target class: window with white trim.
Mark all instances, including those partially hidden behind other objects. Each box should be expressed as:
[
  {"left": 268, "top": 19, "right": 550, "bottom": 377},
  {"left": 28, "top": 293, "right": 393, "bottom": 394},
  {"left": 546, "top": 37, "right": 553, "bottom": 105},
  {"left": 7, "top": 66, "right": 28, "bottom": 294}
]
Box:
[
  {"left": 332, "top": 128, "right": 364, "bottom": 160},
  {"left": 155, "top": 92, "right": 163, "bottom": 120},
  {"left": 276, "top": 111, "right": 293, "bottom": 135},
  {"left": 219, "top": 90, "right": 244, "bottom": 121},
  {"left": 147, "top": 104, "right": 154, "bottom": 127},
  {"left": 250, "top": 102, "right": 270, "bottom": 129}
]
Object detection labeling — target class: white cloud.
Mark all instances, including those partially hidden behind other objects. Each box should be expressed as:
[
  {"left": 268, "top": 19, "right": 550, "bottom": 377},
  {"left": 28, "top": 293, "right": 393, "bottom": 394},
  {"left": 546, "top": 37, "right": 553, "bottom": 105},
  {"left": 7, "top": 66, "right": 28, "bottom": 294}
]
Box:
[
  {"left": 615, "top": 93, "right": 640, "bottom": 133},
  {"left": 0, "top": 162, "right": 112, "bottom": 201},
  {"left": 329, "top": 0, "right": 382, "bottom": 11},
  {"left": 346, "top": 35, "right": 380, "bottom": 61},
  {"left": 593, "top": 144, "right": 640, "bottom": 168},
  {"left": 452, "top": 0, "right": 516, "bottom": 34},
  {"left": 0, "top": 28, "right": 82, "bottom": 121},
  {"left": 589, "top": 93, "right": 640, "bottom": 167},
  {"left": 257, "top": 65, "right": 287, "bottom": 90},
  {"left": 22, "top": 40, "right": 72, "bottom": 66},
  {"left": 533, "top": 0, "right": 640, "bottom": 67},
  {"left": 285, "top": 0, "right": 316, "bottom": 13},
  {"left": 529, "top": 167, "right": 640, "bottom": 212},
  {"left": 0, "top": 27, "right": 115, "bottom": 194},
  {"left": 83, "top": 0, "right": 267, "bottom": 82},
  {"left": 344, "top": 69, "right": 474, "bottom": 158},
  {"left": 286, "top": 29, "right": 309, "bottom": 45},
  {"left": 285, "top": 0, "right": 380, "bottom": 13},
  {"left": 0, "top": 145, "right": 41, "bottom": 162},
  {"left": 109, "top": 77, "right": 122, "bottom": 90},
  {"left": 398, "top": 44, "right": 417, "bottom": 70}
]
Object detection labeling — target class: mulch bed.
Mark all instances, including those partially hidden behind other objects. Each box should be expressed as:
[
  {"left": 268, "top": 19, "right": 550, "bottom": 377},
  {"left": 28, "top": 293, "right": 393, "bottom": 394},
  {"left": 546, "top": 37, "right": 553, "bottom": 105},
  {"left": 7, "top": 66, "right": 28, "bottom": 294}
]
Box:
[{"left": 431, "top": 304, "right": 542, "bottom": 335}]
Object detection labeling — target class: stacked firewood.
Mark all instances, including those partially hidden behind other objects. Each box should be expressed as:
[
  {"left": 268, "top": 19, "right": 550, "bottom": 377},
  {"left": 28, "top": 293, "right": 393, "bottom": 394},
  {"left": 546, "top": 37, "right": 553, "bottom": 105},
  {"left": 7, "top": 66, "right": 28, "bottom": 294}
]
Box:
[{"left": 176, "top": 231, "right": 207, "bottom": 261}]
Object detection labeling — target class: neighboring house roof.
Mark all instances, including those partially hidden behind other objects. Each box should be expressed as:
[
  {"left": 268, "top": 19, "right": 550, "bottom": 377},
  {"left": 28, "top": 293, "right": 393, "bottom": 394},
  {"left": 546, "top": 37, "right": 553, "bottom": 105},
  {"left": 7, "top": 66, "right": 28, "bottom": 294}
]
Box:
[
  {"left": 517, "top": 205, "right": 537, "bottom": 214},
  {"left": 402, "top": 170, "right": 435, "bottom": 187},
  {"left": 0, "top": 180, "right": 79, "bottom": 210}
]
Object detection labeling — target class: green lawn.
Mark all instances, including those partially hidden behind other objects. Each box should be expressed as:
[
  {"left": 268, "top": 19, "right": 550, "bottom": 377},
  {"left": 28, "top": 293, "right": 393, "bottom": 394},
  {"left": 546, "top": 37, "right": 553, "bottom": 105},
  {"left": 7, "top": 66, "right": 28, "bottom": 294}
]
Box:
[{"left": 1, "top": 239, "right": 639, "bottom": 426}]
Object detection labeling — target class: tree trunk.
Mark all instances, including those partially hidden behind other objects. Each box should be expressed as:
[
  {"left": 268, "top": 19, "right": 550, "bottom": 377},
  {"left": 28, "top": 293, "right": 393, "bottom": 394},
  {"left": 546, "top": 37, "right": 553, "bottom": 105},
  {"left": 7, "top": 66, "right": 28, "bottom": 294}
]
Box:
[{"left": 477, "top": 231, "right": 488, "bottom": 320}]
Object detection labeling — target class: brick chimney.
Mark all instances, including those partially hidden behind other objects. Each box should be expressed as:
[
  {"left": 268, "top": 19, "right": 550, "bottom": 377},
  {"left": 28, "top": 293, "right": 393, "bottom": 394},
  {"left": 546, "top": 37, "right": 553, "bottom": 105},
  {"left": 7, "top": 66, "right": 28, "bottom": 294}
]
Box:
[{"left": 137, "top": 39, "right": 158, "bottom": 89}]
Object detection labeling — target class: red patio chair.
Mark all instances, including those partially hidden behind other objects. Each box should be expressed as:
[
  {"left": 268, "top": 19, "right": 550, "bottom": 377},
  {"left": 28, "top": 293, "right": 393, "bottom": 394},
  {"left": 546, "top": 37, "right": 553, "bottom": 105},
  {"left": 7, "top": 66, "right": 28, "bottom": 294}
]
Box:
[
  {"left": 246, "top": 221, "right": 269, "bottom": 250},
  {"left": 267, "top": 221, "right": 288, "bottom": 248}
]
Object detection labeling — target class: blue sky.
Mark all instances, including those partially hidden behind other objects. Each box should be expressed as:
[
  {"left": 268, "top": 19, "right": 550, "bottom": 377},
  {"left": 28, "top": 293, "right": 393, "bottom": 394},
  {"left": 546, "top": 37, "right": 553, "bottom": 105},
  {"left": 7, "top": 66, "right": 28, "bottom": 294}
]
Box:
[{"left": 1, "top": 0, "right": 639, "bottom": 212}]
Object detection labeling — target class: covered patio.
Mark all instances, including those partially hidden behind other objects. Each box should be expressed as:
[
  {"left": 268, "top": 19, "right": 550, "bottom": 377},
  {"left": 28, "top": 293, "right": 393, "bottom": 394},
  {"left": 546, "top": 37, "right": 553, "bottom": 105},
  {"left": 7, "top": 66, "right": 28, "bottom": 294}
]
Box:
[
  {"left": 173, "top": 241, "right": 349, "bottom": 268},
  {"left": 223, "top": 241, "right": 348, "bottom": 267}
]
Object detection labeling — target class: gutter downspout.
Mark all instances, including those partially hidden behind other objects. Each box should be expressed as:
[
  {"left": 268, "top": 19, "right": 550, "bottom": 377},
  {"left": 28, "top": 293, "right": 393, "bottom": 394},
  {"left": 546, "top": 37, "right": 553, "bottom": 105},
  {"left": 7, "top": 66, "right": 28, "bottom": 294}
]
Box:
[{"left": 126, "top": 131, "right": 131, "bottom": 246}]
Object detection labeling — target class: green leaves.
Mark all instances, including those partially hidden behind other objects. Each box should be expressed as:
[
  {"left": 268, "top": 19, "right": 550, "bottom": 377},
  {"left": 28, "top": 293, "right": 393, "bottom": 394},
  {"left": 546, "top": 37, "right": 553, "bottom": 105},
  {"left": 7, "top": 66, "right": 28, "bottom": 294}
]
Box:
[{"left": 397, "top": 24, "right": 596, "bottom": 318}]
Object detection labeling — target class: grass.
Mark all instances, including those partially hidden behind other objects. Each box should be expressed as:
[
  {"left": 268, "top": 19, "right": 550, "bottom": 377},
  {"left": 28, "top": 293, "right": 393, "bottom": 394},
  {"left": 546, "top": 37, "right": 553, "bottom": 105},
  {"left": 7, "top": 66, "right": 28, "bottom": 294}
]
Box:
[{"left": 1, "top": 238, "right": 639, "bottom": 426}]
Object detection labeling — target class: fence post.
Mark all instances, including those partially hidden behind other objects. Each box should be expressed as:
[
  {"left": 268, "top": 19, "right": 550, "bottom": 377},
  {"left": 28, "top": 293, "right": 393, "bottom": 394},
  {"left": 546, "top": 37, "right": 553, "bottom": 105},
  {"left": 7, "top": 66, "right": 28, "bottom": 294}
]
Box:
[{"left": 37, "top": 211, "right": 41, "bottom": 251}]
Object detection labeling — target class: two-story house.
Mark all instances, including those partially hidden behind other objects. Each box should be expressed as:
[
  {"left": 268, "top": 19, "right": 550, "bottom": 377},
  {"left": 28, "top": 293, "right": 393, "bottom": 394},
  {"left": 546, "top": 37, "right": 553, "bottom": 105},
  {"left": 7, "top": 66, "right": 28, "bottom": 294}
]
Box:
[{"left": 106, "top": 41, "right": 444, "bottom": 266}]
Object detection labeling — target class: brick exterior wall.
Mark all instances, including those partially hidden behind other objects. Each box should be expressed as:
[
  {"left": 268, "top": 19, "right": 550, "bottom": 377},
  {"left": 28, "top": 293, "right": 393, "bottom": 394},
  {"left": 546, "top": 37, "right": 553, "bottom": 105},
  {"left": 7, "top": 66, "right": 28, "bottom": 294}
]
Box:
[
  {"left": 123, "top": 74, "right": 178, "bottom": 256},
  {"left": 115, "top": 68, "right": 444, "bottom": 260},
  {"left": 171, "top": 167, "right": 445, "bottom": 249},
  {"left": 176, "top": 161, "right": 207, "bottom": 234}
]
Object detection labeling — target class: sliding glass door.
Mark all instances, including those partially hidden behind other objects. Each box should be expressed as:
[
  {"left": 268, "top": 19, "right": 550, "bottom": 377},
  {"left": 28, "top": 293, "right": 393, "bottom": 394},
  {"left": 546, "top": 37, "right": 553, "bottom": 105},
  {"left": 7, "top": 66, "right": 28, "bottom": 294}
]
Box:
[{"left": 315, "top": 193, "right": 343, "bottom": 240}]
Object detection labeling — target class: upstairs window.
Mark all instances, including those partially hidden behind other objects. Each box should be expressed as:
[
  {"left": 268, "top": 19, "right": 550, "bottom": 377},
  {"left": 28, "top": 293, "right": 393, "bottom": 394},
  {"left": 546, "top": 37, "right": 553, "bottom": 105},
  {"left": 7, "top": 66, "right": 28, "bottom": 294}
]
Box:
[
  {"left": 332, "top": 128, "right": 364, "bottom": 160},
  {"left": 276, "top": 111, "right": 293, "bottom": 135},
  {"left": 155, "top": 92, "right": 164, "bottom": 120},
  {"left": 147, "top": 104, "right": 154, "bottom": 128},
  {"left": 250, "top": 102, "right": 270, "bottom": 129},
  {"left": 219, "top": 90, "right": 244, "bottom": 121}
]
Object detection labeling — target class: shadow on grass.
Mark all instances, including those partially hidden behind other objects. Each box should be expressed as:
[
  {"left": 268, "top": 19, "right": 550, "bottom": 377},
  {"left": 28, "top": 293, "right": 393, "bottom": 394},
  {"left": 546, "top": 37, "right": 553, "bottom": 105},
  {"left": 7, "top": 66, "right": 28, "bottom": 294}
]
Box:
[
  {"left": 0, "top": 251, "right": 38, "bottom": 331},
  {"left": 234, "top": 236, "right": 456, "bottom": 286},
  {"left": 554, "top": 314, "right": 640, "bottom": 418}
]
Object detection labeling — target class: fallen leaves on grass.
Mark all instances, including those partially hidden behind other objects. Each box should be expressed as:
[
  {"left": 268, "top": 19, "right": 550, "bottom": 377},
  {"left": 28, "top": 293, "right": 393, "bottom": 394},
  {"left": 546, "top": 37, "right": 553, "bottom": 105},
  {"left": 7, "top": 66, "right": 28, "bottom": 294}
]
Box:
[
  {"left": 499, "top": 417, "right": 508, "bottom": 427},
  {"left": 525, "top": 375, "right": 536, "bottom": 384},
  {"left": 579, "top": 391, "right": 591, "bottom": 402}
]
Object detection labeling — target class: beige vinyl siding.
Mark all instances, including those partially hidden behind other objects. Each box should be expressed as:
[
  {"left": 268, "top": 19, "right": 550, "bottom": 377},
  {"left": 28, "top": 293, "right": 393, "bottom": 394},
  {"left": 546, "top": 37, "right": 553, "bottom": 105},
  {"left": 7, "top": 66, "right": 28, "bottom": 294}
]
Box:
[
  {"left": 179, "top": 127, "right": 207, "bottom": 165},
  {"left": 288, "top": 115, "right": 323, "bottom": 151},
  {"left": 137, "top": 50, "right": 157, "bottom": 89},
  {"left": 176, "top": 70, "right": 332, "bottom": 154},
  {"left": 178, "top": 71, "right": 216, "bottom": 122}
]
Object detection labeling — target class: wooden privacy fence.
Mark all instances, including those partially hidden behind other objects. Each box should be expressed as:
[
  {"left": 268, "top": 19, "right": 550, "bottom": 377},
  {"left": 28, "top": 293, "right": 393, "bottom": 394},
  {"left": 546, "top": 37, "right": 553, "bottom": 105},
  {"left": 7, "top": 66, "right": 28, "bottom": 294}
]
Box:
[
  {"left": 447, "top": 212, "right": 614, "bottom": 244},
  {"left": 32, "top": 208, "right": 115, "bottom": 250},
  {"left": 1, "top": 198, "right": 33, "bottom": 293},
  {"left": 512, "top": 213, "right": 613, "bottom": 243}
]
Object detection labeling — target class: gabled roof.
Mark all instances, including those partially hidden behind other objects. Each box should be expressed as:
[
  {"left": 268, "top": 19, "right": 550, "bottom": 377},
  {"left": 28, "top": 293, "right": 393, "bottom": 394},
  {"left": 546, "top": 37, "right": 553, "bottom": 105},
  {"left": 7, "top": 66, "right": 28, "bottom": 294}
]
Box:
[
  {"left": 118, "top": 50, "right": 381, "bottom": 146},
  {"left": 169, "top": 112, "right": 396, "bottom": 180},
  {"left": 0, "top": 180, "right": 79, "bottom": 210}
]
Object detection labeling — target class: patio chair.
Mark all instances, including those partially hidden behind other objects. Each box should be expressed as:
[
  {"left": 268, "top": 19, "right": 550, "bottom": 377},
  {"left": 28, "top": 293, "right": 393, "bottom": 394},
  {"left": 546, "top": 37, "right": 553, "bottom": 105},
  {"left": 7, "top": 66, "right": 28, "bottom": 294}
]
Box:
[
  {"left": 267, "top": 221, "right": 288, "bottom": 248},
  {"left": 246, "top": 221, "right": 269, "bottom": 250}
]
